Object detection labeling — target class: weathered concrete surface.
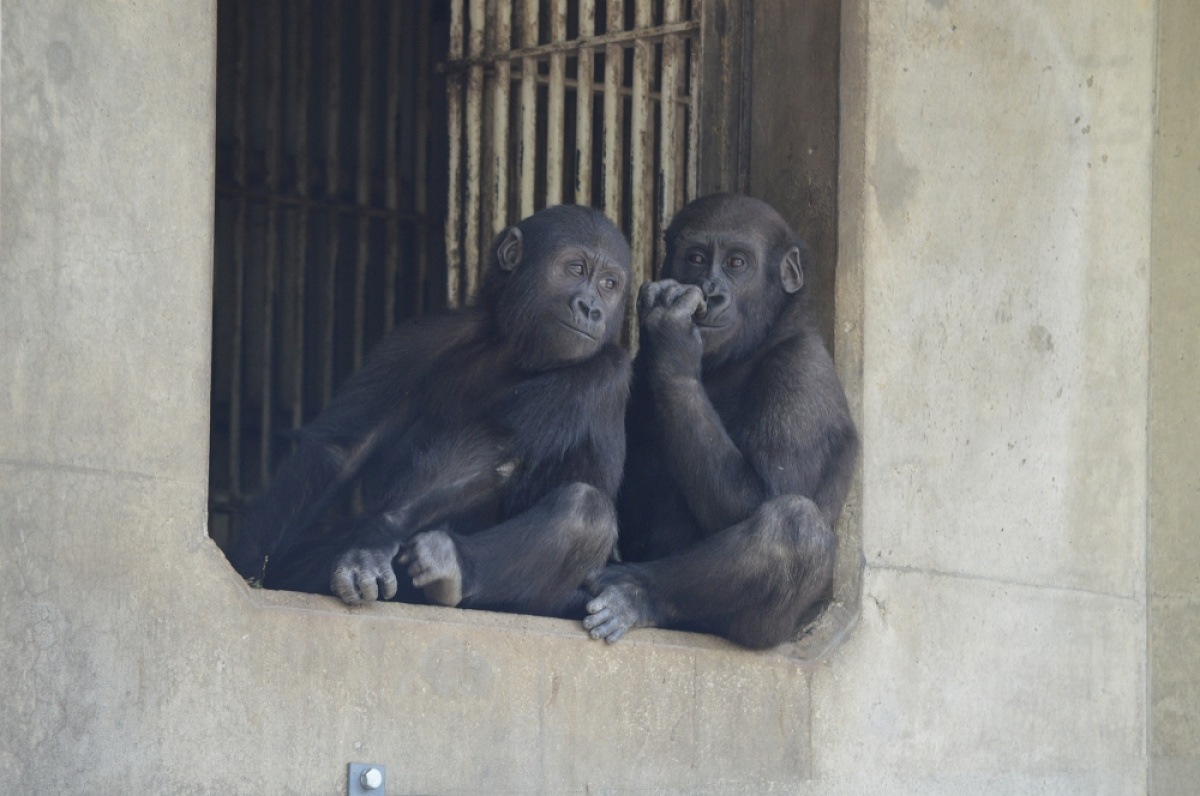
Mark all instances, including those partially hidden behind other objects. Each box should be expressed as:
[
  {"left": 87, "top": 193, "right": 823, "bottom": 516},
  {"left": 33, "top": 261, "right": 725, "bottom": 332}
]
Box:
[
  {"left": 0, "top": 0, "right": 1190, "bottom": 793},
  {"left": 1149, "top": 0, "right": 1200, "bottom": 792}
]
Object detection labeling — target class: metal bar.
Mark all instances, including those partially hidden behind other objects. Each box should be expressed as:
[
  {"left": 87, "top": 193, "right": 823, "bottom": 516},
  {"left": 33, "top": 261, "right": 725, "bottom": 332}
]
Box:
[
  {"left": 261, "top": 0, "right": 283, "bottom": 487},
  {"left": 230, "top": 0, "right": 249, "bottom": 500},
  {"left": 687, "top": 20, "right": 699, "bottom": 202},
  {"left": 518, "top": 0, "right": 538, "bottom": 219},
  {"left": 574, "top": 0, "right": 595, "bottom": 205},
  {"left": 445, "top": 0, "right": 464, "bottom": 306},
  {"left": 442, "top": 19, "right": 700, "bottom": 69},
  {"left": 415, "top": 0, "right": 432, "bottom": 314},
  {"left": 628, "top": 0, "right": 654, "bottom": 347},
  {"left": 384, "top": 0, "right": 402, "bottom": 331},
  {"left": 545, "top": 0, "right": 567, "bottom": 206},
  {"left": 490, "top": 0, "right": 512, "bottom": 232},
  {"left": 215, "top": 188, "right": 435, "bottom": 222},
  {"left": 602, "top": 0, "right": 623, "bottom": 224},
  {"left": 353, "top": 0, "right": 373, "bottom": 371},
  {"left": 657, "top": 0, "right": 682, "bottom": 271},
  {"left": 464, "top": 0, "right": 485, "bottom": 300},
  {"left": 323, "top": 0, "right": 342, "bottom": 404},
  {"left": 293, "top": 0, "right": 311, "bottom": 431}
]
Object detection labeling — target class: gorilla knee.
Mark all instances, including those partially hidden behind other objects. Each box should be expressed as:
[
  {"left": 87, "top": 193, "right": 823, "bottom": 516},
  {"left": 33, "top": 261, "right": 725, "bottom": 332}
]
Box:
[
  {"left": 558, "top": 483, "right": 618, "bottom": 552},
  {"left": 756, "top": 495, "right": 835, "bottom": 577}
]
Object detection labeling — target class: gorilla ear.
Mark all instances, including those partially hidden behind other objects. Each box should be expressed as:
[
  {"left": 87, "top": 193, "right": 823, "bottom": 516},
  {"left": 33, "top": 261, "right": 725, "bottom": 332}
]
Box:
[
  {"left": 780, "top": 246, "right": 804, "bottom": 294},
  {"left": 497, "top": 227, "right": 523, "bottom": 272}
]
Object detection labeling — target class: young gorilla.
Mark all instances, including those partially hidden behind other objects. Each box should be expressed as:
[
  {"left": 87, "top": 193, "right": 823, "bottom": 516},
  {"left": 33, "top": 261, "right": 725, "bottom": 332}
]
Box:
[
  {"left": 228, "top": 205, "right": 632, "bottom": 617},
  {"left": 584, "top": 194, "right": 858, "bottom": 649}
]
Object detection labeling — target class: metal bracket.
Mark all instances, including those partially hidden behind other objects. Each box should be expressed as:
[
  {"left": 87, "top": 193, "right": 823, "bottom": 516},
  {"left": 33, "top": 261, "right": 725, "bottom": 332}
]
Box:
[{"left": 348, "top": 763, "right": 386, "bottom": 796}]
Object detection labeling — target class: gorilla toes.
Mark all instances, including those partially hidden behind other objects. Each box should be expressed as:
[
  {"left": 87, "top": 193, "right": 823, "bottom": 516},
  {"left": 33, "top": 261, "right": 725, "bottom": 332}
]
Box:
[
  {"left": 331, "top": 543, "right": 401, "bottom": 605},
  {"left": 582, "top": 571, "right": 654, "bottom": 644},
  {"left": 403, "top": 530, "right": 464, "bottom": 607}
]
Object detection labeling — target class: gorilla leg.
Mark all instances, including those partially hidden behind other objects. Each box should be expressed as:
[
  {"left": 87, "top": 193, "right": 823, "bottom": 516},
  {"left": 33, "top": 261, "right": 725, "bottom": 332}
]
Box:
[
  {"left": 585, "top": 495, "right": 835, "bottom": 649},
  {"left": 405, "top": 482, "right": 617, "bottom": 617}
]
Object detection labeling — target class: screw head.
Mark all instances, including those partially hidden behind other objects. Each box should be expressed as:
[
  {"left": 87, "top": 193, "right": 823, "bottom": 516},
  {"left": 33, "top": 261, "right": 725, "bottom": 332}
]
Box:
[{"left": 360, "top": 767, "right": 383, "bottom": 791}]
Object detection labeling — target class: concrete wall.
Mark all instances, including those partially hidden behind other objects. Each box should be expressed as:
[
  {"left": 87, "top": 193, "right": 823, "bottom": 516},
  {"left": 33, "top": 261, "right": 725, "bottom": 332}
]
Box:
[{"left": 1, "top": 0, "right": 1192, "bottom": 794}]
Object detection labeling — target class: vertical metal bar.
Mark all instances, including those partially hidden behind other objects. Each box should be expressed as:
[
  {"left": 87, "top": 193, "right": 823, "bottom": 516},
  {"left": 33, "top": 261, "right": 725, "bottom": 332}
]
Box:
[
  {"left": 687, "top": 19, "right": 699, "bottom": 202},
  {"left": 574, "top": 0, "right": 595, "bottom": 206},
  {"left": 601, "top": 0, "right": 623, "bottom": 224},
  {"left": 545, "top": 0, "right": 567, "bottom": 206},
  {"left": 657, "top": 0, "right": 682, "bottom": 271},
  {"left": 353, "top": 0, "right": 373, "bottom": 371},
  {"left": 261, "top": 0, "right": 283, "bottom": 487},
  {"left": 628, "top": 0, "right": 654, "bottom": 347},
  {"left": 518, "top": 0, "right": 539, "bottom": 220},
  {"left": 230, "top": 0, "right": 249, "bottom": 501},
  {"left": 490, "top": 1, "right": 512, "bottom": 232},
  {"left": 293, "top": 0, "right": 311, "bottom": 431},
  {"left": 445, "top": 0, "right": 464, "bottom": 307},
  {"left": 415, "top": 0, "right": 432, "bottom": 313},
  {"left": 464, "top": 0, "right": 486, "bottom": 300},
  {"left": 384, "top": 0, "right": 402, "bottom": 331},
  {"left": 323, "top": 0, "right": 342, "bottom": 404}
]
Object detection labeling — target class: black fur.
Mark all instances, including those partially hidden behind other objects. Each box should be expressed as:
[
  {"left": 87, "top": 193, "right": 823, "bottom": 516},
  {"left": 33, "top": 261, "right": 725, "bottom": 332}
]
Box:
[
  {"left": 229, "top": 205, "right": 632, "bottom": 617},
  {"left": 584, "top": 194, "right": 858, "bottom": 648}
]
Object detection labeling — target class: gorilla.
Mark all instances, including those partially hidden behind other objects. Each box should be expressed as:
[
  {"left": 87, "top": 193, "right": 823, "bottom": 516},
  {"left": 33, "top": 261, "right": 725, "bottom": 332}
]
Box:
[
  {"left": 584, "top": 194, "right": 858, "bottom": 648},
  {"left": 229, "top": 204, "right": 632, "bottom": 617}
]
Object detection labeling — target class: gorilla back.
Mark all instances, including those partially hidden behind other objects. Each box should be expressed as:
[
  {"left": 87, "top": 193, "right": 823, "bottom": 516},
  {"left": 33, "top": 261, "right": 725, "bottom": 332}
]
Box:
[
  {"left": 584, "top": 194, "right": 858, "bottom": 648},
  {"left": 229, "top": 205, "right": 632, "bottom": 618}
]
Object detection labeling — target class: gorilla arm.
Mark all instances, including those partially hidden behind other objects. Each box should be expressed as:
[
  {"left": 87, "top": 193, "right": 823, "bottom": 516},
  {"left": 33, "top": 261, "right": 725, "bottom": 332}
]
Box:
[{"left": 636, "top": 281, "right": 775, "bottom": 536}]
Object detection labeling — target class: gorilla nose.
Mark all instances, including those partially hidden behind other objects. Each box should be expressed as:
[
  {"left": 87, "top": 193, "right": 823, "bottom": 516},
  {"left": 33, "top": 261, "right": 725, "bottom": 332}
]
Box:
[
  {"left": 702, "top": 290, "right": 728, "bottom": 314},
  {"left": 573, "top": 296, "right": 604, "bottom": 324}
]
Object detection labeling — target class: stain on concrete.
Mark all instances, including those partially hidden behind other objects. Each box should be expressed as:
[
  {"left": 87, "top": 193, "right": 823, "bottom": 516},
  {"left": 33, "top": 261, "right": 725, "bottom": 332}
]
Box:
[
  {"left": 1029, "top": 324, "right": 1054, "bottom": 353},
  {"left": 872, "top": 126, "right": 920, "bottom": 228},
  {"left": 46, "top": 41, "right": 73, "bottom": 84},
  {"left": 420, "top": 635, "right": 494, "bottom": 702}
]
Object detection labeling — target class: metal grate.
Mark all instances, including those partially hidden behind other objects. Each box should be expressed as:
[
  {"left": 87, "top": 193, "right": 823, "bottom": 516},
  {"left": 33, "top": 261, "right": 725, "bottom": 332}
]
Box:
[
  {"left": 208, "top": 0, "right": 450, "bottom": 546},
  {"left": 441, "top": 0, "right": 702, "bottom": 345}
]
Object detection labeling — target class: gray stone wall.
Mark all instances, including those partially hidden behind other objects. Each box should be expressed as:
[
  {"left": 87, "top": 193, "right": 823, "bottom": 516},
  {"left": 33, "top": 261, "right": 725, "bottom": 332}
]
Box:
[{"left": 1, "top": 0, "right": 1193, "bottom": 793}]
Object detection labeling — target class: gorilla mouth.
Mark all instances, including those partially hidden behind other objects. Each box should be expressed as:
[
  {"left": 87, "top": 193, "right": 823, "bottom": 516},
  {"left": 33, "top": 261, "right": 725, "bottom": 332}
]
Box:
[{"left": 556, "top": 319, "right": 600, "bottom": 340}]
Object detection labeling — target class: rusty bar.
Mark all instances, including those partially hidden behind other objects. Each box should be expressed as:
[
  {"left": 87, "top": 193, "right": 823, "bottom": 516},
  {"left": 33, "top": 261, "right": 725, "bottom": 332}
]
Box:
[
  {"left": 657, "top": 0, "right": 682, "bottom": 270},
  {"left": 574, "top": 0, "right": 595, "bottom": 205},
  {"left": 490, "top": 0, "right": 512, "bottom": 232},
  {"left": 601, "top": 0, "right": 623, "bottom": 224},
  {"left": 261, "top": 0, "right": 283, "bottom": 487},
  {"left": 518, "top": 0, "right": 538, "bottom": 219},
  {"left": 415, "top": 0, "right": 433, "bottom": 314},
  {"left": 464, "top": 0, "right": 486, "bottom": 300},
  {"left": 293, "top": 0, "right": 312, "bottom": 431},
  {"left": 323, "top": 0, "right": 342, "bottom": 404},
  {"left": 628, "top": 0, "right": 653, "bottom": 346},
  {"left": 442, "top": 18, "right": 699, "bottom": 68},
  {"left": 445, "top": 0, "right": 465, "bottom": 306},
  {"left": 384, "top": 0, "right": 402, "bottom": 331},
  {"left": 353, "top": 0, "right": 373, "bottom": 371},
  {"left": 545, "top": 0, "right": 567, "bottom": 206},
  {"left": 687, "top": 13, "right": 699, "bottom": 202},
  {"left": 230, "top": 0, "right": 249, "bottom": 500}
]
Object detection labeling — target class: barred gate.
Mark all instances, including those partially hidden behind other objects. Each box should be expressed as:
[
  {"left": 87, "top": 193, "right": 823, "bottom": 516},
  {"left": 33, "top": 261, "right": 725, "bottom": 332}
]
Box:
[{"left": 441, "top": 0, "right": 704, "bottom": 346}]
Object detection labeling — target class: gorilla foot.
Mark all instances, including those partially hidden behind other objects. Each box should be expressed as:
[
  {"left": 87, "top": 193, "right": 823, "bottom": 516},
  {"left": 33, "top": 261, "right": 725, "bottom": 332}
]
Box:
[
  {"left": 403, "top": 530, "right": 464, "bottom": 607},
  {"left": 582, "top": 570, "right": 655, "bottom": 644},
  {"left": 331, "top": 543, "right": 401, "bottom": 604}
]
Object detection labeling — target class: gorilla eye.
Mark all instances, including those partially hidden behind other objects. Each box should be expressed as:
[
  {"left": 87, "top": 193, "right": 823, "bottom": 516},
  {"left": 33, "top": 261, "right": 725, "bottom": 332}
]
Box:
[
  {"left": 566, "top": 261, "right": 585, "bottom": 276},
  {"left": 687, "top": 253, "right": 705, "bottom": 266},
  {"left": 601, "top": 277, "right": 618, "bottom": 291},
  {"left": 727, "top": 256, "right": 746, "bottom": 269}
]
